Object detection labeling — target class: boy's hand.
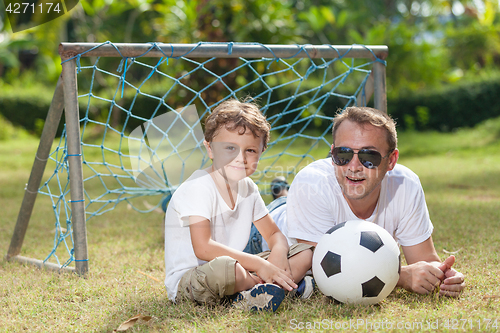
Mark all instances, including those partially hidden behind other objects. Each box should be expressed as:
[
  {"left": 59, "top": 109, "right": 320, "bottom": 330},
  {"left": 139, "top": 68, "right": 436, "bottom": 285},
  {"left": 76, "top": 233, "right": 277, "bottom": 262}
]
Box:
[
  {"left": 253, "top": 214, "right": 296, "bottom": 289},
  {"left": 256, "top": 259, "right": 297, "bottom": 291},
  {"left": 267, "top": 250, "right": 293, "bottom": 278}
]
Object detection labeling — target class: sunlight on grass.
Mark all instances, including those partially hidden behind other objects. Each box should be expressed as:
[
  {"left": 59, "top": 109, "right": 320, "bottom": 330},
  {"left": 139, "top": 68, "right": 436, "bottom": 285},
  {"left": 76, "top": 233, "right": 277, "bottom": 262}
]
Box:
[{"left": 398, "top": 115, "right": 500, "bottom": 157}]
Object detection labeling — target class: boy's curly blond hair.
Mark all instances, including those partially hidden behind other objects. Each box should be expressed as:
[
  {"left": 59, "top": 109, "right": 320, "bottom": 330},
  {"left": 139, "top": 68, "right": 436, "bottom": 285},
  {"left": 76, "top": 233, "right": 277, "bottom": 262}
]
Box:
[{"left": 204, "top": 98, "right": 271, "bottom": 151}]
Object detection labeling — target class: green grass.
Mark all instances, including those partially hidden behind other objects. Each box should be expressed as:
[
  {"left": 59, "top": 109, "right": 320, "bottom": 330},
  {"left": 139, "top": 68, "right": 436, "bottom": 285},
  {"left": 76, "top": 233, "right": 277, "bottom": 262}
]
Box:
[{"left": 1, "top": 119, "right": 500, "bottom": 332}]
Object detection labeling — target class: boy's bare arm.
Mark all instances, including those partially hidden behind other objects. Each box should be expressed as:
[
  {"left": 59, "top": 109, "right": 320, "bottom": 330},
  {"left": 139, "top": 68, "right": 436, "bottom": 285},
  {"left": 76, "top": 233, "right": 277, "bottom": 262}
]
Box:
[
  {"left": 188, "top": 215, "right": 297, "bottom": 290},
  {"left": 254, "top": 214, "right": 289, "bottom": 253},
  {"left": 253, "top": 214, "right": 292, "bottom": 276}
]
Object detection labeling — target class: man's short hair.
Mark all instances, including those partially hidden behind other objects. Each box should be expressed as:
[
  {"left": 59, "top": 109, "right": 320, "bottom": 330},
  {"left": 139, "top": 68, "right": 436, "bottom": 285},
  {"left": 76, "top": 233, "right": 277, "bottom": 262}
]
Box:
[
  {"left": 332, "top": 106, "right": 397, "bottom": 152},
  {"left": 204, "top": 98, "right": 271, "bottom": 151}
]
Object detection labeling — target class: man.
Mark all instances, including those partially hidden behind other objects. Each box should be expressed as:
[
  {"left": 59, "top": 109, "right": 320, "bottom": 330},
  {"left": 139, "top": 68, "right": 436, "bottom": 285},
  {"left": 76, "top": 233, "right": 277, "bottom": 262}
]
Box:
[{"left": 285, "top": 106, "right": 465, "bottom": 297}]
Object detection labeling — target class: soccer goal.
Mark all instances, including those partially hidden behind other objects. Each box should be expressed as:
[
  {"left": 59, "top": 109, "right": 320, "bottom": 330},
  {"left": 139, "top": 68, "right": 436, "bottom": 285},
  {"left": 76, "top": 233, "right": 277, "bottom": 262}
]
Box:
[{"left": 6, "top": 42, "right": 388, "bottom": 276}]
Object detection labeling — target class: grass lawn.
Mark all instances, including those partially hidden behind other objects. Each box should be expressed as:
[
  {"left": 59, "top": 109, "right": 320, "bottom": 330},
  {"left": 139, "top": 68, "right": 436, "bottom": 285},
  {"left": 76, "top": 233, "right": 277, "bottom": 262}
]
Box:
[{"left": 1, "top": 118, "right": 499, "bottom": 332}]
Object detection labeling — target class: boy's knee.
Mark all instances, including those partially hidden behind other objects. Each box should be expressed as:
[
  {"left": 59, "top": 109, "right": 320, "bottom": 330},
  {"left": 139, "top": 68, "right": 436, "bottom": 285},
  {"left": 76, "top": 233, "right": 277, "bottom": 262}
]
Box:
[
  {"left": 177, "top": 256, "right": 237, "bottom": 304},
  {"left": 289, "top": 243, "right": 315, "bottom": 258},
  {"left": 234, "top": 261, "right": 258, "bottom": 293},
  {"left": 209, "top": 255, "right": 236, "bottom": 271},
  {"left": 301, "top": 248, "right": 314, "bottom": 259},
  {"left": 289, "top": 244, "right": 314, "bottom": 273},
  {"left": 292, "top": 248, "right": 313, "bottom": 266},
  {"left": 205, "top": 256, "right": 237, "bottom": 296},
  {"left": 234, "top": 261, "right": 246, "bottom": 279}
]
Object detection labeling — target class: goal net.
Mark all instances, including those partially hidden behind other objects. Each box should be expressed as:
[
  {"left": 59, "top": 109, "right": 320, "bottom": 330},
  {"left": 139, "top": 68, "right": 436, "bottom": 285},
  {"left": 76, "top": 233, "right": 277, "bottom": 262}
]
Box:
[{"left": 7, "top": 42, "right": 387, "bottom": 275}]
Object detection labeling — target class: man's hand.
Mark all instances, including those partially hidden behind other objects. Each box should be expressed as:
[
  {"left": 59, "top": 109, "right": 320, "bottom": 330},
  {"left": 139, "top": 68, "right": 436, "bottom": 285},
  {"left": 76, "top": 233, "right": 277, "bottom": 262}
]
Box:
[
  {"left": 437, "top": 255, "right": 465, "bottom": 297},
  {"left": 399, "top": 255, "right": 465, "bottom": 297},
  {"left": 400, "top": 237, "right": 464, "bottom": 297},
  {"left": 399, "top": 261, "right": 445, "bottom": 294}
]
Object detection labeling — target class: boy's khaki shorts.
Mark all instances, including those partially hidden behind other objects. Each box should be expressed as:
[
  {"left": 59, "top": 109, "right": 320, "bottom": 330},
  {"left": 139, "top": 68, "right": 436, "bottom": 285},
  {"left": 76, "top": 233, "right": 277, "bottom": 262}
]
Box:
[{"left": 175, "top": 243, "right": 314, "bottom": 305}]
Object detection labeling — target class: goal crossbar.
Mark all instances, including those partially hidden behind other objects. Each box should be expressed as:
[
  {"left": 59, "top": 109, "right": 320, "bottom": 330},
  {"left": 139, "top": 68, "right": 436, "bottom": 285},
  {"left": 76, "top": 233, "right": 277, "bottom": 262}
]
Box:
[{"left": 59, "top": 42, "right": 388, "bottom": 59}]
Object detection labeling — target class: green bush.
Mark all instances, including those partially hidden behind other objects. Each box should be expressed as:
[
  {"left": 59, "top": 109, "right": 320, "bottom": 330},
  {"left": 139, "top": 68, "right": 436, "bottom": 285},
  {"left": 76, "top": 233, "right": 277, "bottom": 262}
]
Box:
[
  {"left": 4, "top": 76, "right": 500, "bottom": 137},
  {"left": 0, "top": 88, "right": 54, "bottom": 135},
  {"left": 389, "top": 76, "right": 500, "bottom": 131},
  {"left": 0, "top": 85, "right": 92, "bottom": 137},
  {"left": 0, "top": 113, "right": 31, "bottom": 141},
  {"left": 0, "top": 114, "right": 15, "bottom": 140}
]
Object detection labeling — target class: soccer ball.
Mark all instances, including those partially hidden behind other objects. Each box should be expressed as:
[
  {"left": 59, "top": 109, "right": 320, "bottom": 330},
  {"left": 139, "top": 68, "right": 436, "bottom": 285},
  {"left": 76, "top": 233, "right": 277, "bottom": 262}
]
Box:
[{"left": 312, "top": 220, "right": 400, "bottom": 305}]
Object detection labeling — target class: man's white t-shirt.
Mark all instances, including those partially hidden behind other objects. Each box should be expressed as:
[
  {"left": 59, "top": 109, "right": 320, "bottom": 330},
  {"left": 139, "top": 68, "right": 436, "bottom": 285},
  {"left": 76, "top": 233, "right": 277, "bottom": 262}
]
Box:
[
  {"left": 285, "top": 158, "right": 433, "bottom": 247},
  {"left": 261, "top": 203, "right": 290, "bottom": 252},
  {"left": 164, "top": 169, "right": 268, "bottom": 301}
]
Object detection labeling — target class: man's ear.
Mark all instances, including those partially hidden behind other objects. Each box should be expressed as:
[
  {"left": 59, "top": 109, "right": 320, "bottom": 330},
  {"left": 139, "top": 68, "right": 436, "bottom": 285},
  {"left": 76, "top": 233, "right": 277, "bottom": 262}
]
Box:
[
  {"left": 203, "top": 140, "right": 213, "bottom": 160},
  {"left": 388, "top": 148, "right": 399, "bottom": 171},
  {"left": 330, "top": 144, "right": 335, "bottom": 166}
]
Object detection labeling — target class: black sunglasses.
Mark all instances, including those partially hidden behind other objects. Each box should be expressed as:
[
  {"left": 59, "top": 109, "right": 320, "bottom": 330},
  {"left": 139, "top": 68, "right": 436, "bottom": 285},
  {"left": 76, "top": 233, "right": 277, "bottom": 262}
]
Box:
[{"left": 331, "top": 146, "right": 392, "bottom": 169}]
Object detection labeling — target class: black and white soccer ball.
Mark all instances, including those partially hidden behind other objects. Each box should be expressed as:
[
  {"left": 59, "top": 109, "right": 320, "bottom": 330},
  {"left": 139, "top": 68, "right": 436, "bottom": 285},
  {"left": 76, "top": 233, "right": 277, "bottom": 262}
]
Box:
[{"left": 312, "top": 220, "right": 401, "bottom": 305}]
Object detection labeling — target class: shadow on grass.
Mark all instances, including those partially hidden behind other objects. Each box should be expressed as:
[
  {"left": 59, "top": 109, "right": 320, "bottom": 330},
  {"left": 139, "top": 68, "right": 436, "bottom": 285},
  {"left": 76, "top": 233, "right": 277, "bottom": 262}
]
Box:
[
  {"left": 97, "top": 294, "right": 282, "bottom": 332},
  {"left": 98, "top": 288, "right": 445, "bottom": 332}
]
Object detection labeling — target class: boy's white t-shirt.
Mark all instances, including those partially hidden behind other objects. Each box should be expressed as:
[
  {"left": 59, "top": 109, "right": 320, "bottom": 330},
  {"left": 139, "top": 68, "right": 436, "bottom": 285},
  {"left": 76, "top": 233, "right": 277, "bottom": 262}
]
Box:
[
  {"left": 286, "top": 158, "right": 433, "bottom": 247},
  {"left": 164, "top": 169, "right": 268, "bottom": 301}
]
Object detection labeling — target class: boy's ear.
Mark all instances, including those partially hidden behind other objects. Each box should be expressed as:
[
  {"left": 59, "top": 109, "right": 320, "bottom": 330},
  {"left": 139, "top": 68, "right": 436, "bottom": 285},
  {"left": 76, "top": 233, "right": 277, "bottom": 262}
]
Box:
[{"left": 203, "top": 140, "right": 213, "bottom": 160}]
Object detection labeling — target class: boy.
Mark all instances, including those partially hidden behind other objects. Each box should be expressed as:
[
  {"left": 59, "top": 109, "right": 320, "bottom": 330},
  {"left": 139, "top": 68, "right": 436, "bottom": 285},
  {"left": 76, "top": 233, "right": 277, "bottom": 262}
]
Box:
[{"left": 164, "top": 99, "right": 314, "bottom": 311}]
